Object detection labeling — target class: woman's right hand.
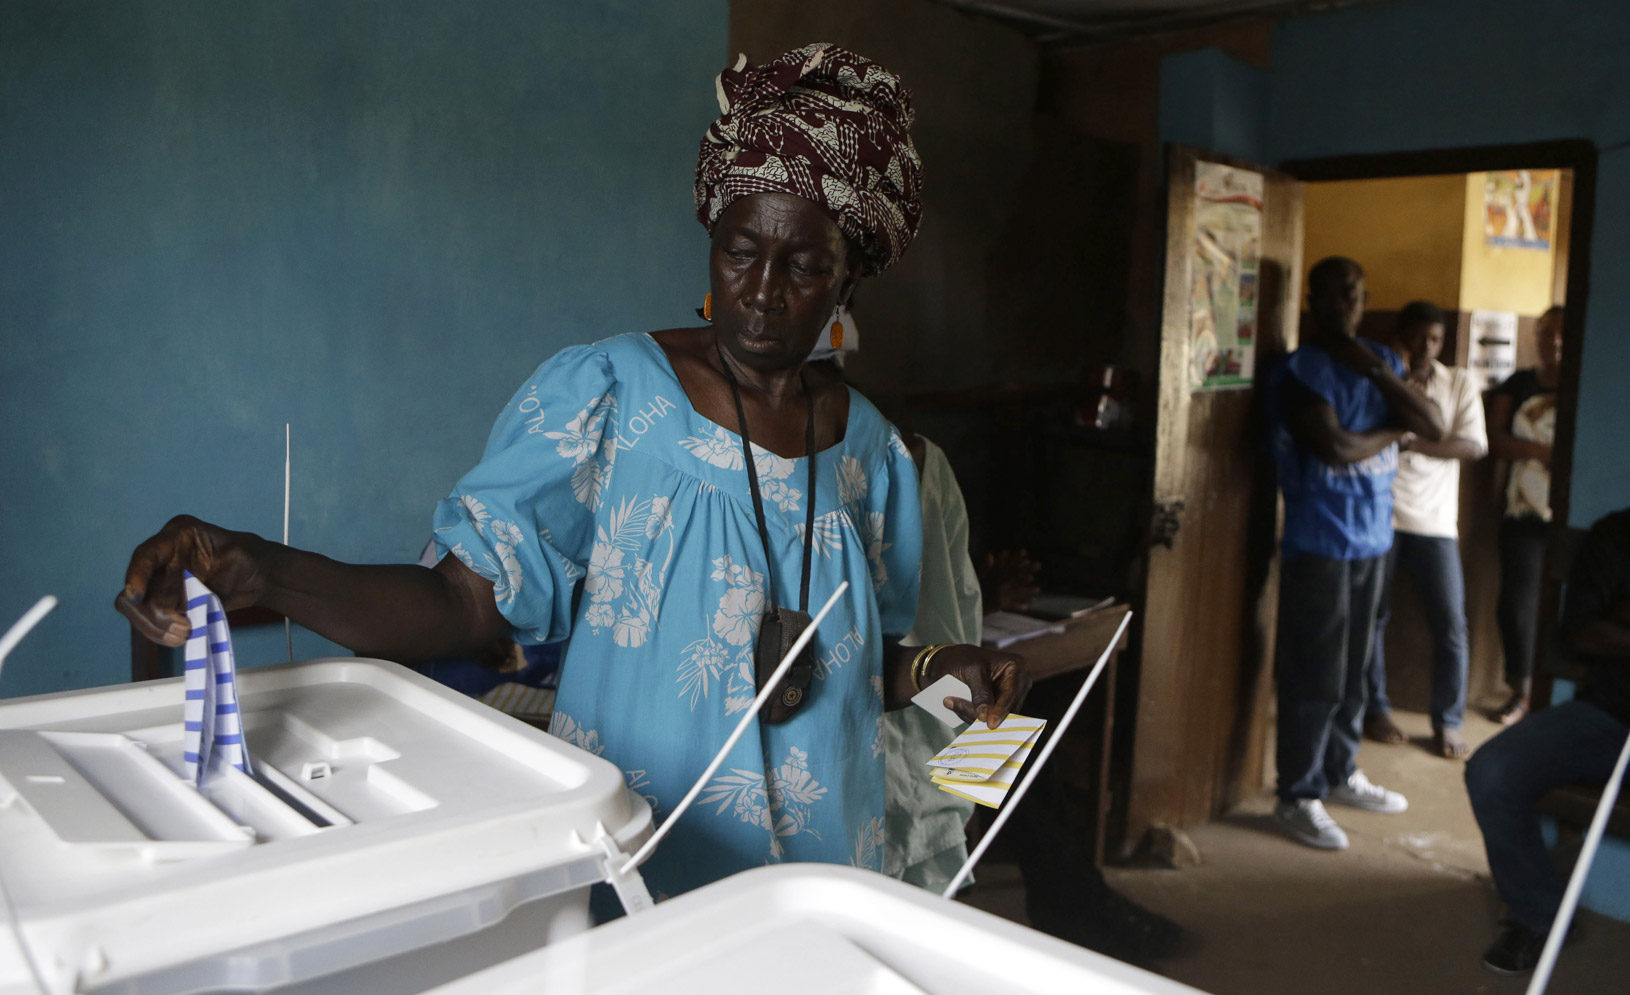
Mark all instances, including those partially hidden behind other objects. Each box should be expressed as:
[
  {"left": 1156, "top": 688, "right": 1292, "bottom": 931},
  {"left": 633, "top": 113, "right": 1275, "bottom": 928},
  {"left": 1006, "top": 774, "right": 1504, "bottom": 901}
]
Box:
[{"left": 116, "top": 516, "right": 272, "bottom": 647}]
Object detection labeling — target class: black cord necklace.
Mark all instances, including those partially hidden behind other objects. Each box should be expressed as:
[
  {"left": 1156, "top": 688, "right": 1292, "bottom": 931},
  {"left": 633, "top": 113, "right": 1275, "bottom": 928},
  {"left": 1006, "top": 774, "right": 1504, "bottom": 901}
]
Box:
[{"left": 716, "top": 346, "right": 819, "bottom": 723}]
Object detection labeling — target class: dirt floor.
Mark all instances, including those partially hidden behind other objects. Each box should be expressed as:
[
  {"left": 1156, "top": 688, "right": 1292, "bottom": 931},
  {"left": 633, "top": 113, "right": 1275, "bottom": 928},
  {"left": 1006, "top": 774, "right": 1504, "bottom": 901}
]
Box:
[{"left": 963, "top": 707, "right": 1629, "bottom": 994}]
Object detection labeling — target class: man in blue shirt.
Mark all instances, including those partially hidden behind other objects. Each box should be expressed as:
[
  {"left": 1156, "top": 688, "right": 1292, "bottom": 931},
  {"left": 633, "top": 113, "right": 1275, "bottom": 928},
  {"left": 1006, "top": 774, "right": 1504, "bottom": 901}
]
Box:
[{"left": 1267, "top": 256, "right": 1446, "bottom": 849}]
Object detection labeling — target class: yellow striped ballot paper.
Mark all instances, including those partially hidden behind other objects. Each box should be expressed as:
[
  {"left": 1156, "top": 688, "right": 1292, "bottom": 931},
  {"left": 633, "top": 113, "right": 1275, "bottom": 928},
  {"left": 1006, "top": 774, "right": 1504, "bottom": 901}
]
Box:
[{"left": 925, "top": 715, "right": 1045, "bottom": 808}]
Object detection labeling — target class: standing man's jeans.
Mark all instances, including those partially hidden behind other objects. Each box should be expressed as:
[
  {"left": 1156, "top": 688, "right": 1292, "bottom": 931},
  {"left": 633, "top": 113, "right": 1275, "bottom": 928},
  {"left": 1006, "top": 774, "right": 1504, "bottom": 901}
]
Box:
[
  {"left": 1368, "top": 532, "right": 1470, "bottom": 731},
  {"left": 1276, "top": 553, "right": 1386, "bottom": 801},
  {"left": 1498, "top": 514, "right": 1549, "bottom": 692},
  {"left": 1466, "top": 699, "right": 1628, "bottom": 933}
]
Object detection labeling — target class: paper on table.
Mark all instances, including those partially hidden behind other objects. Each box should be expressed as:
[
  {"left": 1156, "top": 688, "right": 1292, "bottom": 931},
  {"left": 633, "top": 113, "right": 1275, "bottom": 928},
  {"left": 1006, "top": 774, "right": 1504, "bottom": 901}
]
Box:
[
  {"left": 979, "top": 611, "right": 1065, "bottom": 649},
  {"left": 1025, "top": 593, "right": 1115, "bottom": 621}
]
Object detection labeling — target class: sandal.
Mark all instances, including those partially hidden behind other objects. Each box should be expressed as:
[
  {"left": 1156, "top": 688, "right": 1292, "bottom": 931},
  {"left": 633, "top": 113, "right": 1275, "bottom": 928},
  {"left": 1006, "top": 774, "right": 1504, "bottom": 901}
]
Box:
[{"left": 1494, "top": 696, "right": 1529, "bottom": 726}]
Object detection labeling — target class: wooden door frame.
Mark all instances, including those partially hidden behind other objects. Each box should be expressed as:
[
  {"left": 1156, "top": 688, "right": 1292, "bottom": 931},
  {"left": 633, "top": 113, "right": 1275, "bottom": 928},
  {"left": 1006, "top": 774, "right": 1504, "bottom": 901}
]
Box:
[
  {"left": 1114, "top": 144, "right": 1303, "bottom": 856},
  {"left": 1282, "top": 139, "right": 1599, "bottom": 709}
]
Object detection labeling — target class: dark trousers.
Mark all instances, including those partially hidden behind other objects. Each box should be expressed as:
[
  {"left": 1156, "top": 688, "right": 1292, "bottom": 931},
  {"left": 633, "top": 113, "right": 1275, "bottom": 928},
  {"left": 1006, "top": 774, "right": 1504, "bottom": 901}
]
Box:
[
  {"left": 1368, "top": 532, "right": 1470, "bottom": 730},
  {"left": 1466, "top": 699, "right": 1629, "bottom": 933},
  {"left": 1276, "top": 553, "right": 1386, "bottom": 801},
  {"left": 1497, "top": 515, "right": 1549, "bottom": 691}
]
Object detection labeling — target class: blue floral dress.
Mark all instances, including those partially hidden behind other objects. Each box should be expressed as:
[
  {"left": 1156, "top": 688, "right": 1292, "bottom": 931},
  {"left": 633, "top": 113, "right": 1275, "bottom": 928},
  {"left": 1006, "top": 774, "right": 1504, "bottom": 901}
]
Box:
[{"left": 432, "top": 332, "right": 921, "bottom": 897}]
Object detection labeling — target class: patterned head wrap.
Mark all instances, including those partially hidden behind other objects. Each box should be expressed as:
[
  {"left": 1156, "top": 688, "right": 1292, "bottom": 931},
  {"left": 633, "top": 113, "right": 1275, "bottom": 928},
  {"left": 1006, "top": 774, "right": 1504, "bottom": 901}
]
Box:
[{"left": 695, "top": 44, "right": 924, "bottom": 276}]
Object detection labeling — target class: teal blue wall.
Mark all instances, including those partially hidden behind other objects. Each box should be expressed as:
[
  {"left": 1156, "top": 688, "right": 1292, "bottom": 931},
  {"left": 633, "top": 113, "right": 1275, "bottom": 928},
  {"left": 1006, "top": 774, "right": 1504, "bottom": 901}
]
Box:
[
  {"left": 1159, "top": 47, "right": 1267, "bottom": 164},
  {"left": 0, "top": 1, "right": 727, "bottom": 696},
  {"left": 1161, "top": 0, "right": 1630, "bottom": 530}
]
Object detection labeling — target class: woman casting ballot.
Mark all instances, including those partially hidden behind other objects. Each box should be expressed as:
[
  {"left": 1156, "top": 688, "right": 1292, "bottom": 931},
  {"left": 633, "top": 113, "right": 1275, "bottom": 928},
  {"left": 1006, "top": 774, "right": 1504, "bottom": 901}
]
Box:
[{"left": 117, "top": 44, "right": 1030, "bottom": 899}]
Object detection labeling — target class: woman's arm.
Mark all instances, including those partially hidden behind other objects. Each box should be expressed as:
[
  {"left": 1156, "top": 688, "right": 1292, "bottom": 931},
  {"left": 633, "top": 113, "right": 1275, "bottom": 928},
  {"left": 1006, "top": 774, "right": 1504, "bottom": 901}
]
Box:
[
  {"left": 883, "top": 639, "right": 1030, "bottom": 728},
  {"left": 117, "top": 515, "right": 509, "bottom": 662}
]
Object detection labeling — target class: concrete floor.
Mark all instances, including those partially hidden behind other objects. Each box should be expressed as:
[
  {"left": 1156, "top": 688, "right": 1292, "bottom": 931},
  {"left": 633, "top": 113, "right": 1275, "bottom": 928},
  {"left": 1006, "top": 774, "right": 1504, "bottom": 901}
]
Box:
[{"left": 963, "top": 708, "right": 1629, "bottom": 994}]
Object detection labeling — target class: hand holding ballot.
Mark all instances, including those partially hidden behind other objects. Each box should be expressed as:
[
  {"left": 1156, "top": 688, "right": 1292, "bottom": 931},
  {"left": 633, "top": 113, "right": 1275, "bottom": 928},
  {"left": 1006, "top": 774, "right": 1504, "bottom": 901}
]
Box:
[
  {"left": 910, "top": 642, "right": 1032, "bottom": 729},
  {"left": 116, "top": 512, "right": 517, "bottom": 664},
  {"left": 118, "top": 516, "right": 273, "bottom": 647}
]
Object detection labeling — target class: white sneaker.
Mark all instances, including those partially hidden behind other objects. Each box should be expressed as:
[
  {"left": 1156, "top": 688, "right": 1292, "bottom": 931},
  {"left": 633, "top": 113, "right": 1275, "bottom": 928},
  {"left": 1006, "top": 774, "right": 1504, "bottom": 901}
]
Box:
[
  {"left": 1274, "top": 799, "right": 1349, "bottom": 850},
  {"left": 1328, "top": 769, "right": 1408, "bottom": 813}
]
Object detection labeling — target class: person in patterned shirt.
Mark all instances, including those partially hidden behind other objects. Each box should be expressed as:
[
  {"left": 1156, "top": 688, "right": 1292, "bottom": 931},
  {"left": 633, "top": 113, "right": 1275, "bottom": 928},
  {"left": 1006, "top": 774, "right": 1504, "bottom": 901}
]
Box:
[{"left": 116, "top": 44, "right": 1030, "bottom": 901}]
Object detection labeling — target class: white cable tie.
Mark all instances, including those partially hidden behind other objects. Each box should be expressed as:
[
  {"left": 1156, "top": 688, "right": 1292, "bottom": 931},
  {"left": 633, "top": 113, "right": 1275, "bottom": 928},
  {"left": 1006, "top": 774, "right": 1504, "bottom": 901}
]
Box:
[
  {"left": 1525, "top": 727, "right": 1630, "bottom": 995},
  {"left": 942, "top": 609, "right": 1134, "bottom": 898},
  {"left": 620, "top": 580, "right": 850, "bottom": 874}
]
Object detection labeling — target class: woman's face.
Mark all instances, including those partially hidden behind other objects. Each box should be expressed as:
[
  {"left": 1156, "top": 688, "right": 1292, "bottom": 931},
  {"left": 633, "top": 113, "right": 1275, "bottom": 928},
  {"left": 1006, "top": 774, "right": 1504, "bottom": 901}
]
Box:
[
  {"left": 1537, "top": 310, "right": 1565, "bottom": 372},
  {"left": 709, "top": 192, "right": 859, "bottom": 373}
]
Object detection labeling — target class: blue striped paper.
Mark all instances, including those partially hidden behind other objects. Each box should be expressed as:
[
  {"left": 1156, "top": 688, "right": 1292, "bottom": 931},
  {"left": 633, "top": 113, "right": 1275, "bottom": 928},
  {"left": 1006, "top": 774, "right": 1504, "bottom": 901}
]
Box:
[{"left": 182, "top": 571, "right": 253, "bottom": 785}]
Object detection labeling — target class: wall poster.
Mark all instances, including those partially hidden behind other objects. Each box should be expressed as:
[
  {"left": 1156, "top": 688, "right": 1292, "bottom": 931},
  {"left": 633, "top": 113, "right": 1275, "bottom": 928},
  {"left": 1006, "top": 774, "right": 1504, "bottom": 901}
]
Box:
[
  {"left": 1483, "top": 169, "right": 1556, "bottom": 250},
  {"left": 1189, "top": 162, "right": 1264, "bottom": 390},
  {"left": 1466, "top": 309, "right": 1519, "bottom": 390}
]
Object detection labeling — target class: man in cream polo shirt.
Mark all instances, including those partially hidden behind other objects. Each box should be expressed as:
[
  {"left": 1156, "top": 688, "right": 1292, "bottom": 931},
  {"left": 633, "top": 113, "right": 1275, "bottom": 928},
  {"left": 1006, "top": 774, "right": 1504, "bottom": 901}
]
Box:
[{"left": 1366, "top": 301, "right": 1489, "bottom": 758}]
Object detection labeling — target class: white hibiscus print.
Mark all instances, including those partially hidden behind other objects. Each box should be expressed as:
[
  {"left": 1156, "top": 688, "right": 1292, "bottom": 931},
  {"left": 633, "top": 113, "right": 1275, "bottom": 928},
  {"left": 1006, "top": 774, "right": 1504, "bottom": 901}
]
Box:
[
  {"left": 459, "top": 495, "right": 492, "bottom": 536},
  {"left": 798, "top": 510, "right": 847, "bottom": 560},
  {"left": 851, "top": 816, "right": 885, "bottom": 870},
  {"left": 701, "top": 746, "right": 827, "bottom": 856},
  {"left": 545, "top": 392, "right": 611, "bottom": 465},
  {"left": 583, "top": 496, "right": 674, "bottom": 647},
  {"left": 863, "top": 511, "right": 891, "bottom": 589},
  {"left": 700, "top": 768, "right": 770, "bottom": 829},
  {"left": 446, "top": 540, "right": 519, "bottom": 606},
  {"left": 584, "top": 602, "right": 615, "bottom": 629},
  {"left": 681, "top": 427, "right": 744, "bottom": 469},
  {"left": 613, "top": 606, "right": 653, "bottom": 647},
  {"left": 835, "top": 455, "right": 867, "bottom": 507},
  {"left": 585, "top": 539, "right": 626, "bottom": 603},
  {"left": 760, "top": 477, "right": 803, "bottom": 513},
  {"left": 491, "top": 519, "right": 524, "bottom": 547},
  {"left": 571, "top": 458, "right": 611, "bottom": 510},
  {"left": 677, "top": 635, "right": 734, "bottom": 708},
  {"left": 768, "top": 747, "right": 826, "bottom": 808},
  {"left": 710, "top": 554, "right": 763, "bottom": 590},
  {"left": 645, "top": 496, "right": 672, "bottom": 538},
  {"left": 551, "top": 712, "right": 603, "bottom": 756},
  {"left": 492, "top": 541, "right": 524, "bottom": 606},
  {"left": 714, "top": 586, "right": 765, "bottom": 646}
]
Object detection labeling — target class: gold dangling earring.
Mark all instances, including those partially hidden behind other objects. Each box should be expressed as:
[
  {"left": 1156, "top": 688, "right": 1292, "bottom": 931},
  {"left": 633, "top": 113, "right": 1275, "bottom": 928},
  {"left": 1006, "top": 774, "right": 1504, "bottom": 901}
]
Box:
[
  {"left": 830, "top": 307, "right": 844, "bottom": 350},
  {"left": 703, "top": 292, "right": 713, "bottom": 321}
]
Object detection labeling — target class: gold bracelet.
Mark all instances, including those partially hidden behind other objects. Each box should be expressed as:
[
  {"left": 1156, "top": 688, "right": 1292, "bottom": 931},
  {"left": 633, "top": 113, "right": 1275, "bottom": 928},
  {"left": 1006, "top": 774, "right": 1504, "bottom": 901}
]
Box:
[
  {"left": 911, "top": 643, "right": 954, "bottom": 693},
  {"left": 909, "top": 645, "right": 934, "bottom": 692}
]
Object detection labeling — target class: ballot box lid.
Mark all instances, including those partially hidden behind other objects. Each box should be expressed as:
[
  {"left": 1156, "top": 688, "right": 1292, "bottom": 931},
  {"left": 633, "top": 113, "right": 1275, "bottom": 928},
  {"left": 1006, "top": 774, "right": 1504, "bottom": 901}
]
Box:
[
  {"left": 424, "top": 863, "right": 1207, "bottom": 995},
  {"left": 0, "top": 658, "right": 651, "bottom": 994}
]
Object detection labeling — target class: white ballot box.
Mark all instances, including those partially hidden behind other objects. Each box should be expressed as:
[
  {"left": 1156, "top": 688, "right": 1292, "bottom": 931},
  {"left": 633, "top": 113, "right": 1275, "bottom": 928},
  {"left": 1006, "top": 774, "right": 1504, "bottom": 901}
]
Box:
[
  {"left": 0, "top": 658, "right": 651, "bottom": 994},
  {"left": 427, "top": 863, "right": 1208, "bottom": 995}
]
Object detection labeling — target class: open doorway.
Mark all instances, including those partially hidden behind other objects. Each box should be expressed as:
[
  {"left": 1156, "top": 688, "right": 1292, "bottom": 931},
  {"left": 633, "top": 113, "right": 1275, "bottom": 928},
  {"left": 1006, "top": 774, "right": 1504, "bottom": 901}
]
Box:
[
  {"left": 1094, "top": 141, "right": 1619, "bottom": 995},
  {"left": 1300, "top": 166, "right": 1573, "bottom": 739}
]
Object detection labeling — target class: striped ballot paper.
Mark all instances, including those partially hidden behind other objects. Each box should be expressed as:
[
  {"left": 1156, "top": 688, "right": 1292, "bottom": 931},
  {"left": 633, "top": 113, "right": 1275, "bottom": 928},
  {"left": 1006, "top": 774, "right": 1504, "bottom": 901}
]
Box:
[
  {"left": 925, "top": 715, "right": 1045, "bottom": 808},
  {"left": 182, "top": 571, "right": 253, "bottom": 785}
]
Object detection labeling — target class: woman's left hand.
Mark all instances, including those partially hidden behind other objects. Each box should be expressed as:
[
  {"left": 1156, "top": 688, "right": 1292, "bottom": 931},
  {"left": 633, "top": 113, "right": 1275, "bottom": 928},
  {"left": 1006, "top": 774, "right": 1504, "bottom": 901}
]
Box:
[{"left": 926, "top": 644, "right": 1032, "bottom": 728}]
